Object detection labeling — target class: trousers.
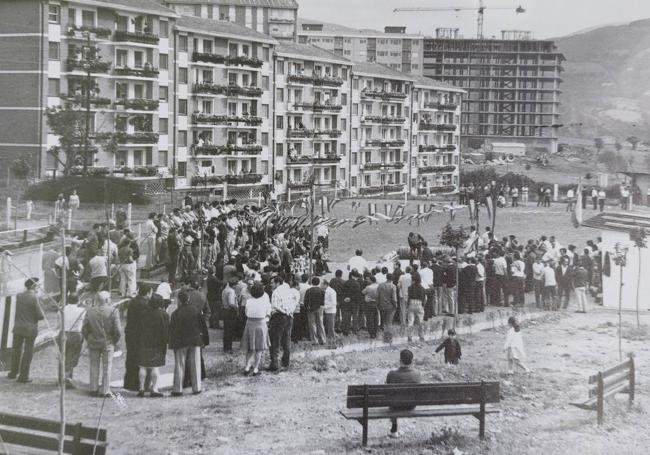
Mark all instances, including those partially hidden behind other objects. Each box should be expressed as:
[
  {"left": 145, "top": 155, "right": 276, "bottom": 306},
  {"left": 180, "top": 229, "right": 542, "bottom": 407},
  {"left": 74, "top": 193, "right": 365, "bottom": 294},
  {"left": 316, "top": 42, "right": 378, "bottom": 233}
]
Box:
[
  {"left": 341, "top": 305, "right": 360, "bottom": 335},
  {"left": 173, "top": 346, "right": 201, "bottom": 394},
  {"left": 407, "top": 301, "right": 425, "bottom": 340},
  {"left": 89, "top": 345, "right": 114, "bottom": 395},
  {"left": 118, "top": 262, "right": 137, "bottom": 298},
  {"left": 269, "top": 313, "right": 293, "bottom": 368},
  {"left": 575, "top": 286, "right": 588, "bottom": 311},
  {"left": 222, "top": 307, "right": 239, "bottom": 352},
  {"left": 307, "top": 308, "right": 326, "bottom": 345},
  {"left": 9, "top": 334, "right": 36, "bottom": 380}
]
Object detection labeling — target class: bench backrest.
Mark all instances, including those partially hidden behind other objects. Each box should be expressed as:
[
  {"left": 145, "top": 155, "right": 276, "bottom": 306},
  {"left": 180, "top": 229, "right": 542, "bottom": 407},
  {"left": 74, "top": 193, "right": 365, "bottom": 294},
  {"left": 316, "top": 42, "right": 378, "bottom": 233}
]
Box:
[
  {"left": 587, "top": 355, "right": 634, "bottom": 399},
  {"left": 0, "top": 412, "right": 107, "bottom": 455},
  {"left": 346, "top": 381, "right": 500, "bottom": 409}
]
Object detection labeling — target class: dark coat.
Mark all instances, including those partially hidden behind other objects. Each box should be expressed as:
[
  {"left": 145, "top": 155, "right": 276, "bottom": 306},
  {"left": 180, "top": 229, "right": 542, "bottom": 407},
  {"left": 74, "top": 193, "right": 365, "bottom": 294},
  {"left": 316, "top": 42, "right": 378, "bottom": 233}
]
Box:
[
  {"left": 124, "top": 296, "right": 149, "bottom": 348},
  {"left": 13, "top": 291, "right": 44, "bottom": 338},
  {"left": 343, "top": 278, "right": 362, "bottom": 308},
  {"left": 169, "top": 304, "right": 205, "bottom": 350}
]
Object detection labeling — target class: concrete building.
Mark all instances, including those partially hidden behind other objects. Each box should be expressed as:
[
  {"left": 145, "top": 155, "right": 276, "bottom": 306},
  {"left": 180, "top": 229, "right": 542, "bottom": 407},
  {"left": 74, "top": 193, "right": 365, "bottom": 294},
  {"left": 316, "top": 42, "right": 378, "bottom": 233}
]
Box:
[
  {"left": 163, "top": 0, "right": 298, "bottom": 41},
  {"left": 177, "top": 15, "right": 276, "bottom": 193},
  {"left": 423, "top": 30, "right": 564, "bottom": 155},
  {"left": 272, "top": 42, "right": 353, "bottom": 199},
  {"left": 298, "top": 20, "right": 424, "bottom": 76}
]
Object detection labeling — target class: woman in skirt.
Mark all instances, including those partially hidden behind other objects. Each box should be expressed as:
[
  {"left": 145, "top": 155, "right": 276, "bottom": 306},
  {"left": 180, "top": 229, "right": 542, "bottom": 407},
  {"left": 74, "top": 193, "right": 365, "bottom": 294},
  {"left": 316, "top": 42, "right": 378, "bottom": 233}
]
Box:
[
  {"left": 138, "top": 294, "right": 170, "bottom": 397},
  {"left": 241, "top": 282, "right": 271, "bottom": 376}
]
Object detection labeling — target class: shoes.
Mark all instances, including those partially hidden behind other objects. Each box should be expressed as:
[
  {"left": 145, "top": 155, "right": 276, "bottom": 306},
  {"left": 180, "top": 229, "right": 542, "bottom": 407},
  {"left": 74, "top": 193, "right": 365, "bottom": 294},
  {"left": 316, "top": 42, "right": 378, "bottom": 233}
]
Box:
[
  {"left": 90, "top": 390, "right": 99, "bottom": 397},
  {"left": 266, "top": 365, "right": 279, "bottom": 372},
  {"left": 192, "top": 390, "right": 202, "bottom": 395},
  {"left": 150, "top": 391, "right": 164, "bottom": 398},
  {"left": 389, "top": 431, "right": 401, "bottom": 439},
  {"left": 243, "top": 368, "right": 251, "bottom": 376},
  {"left": 137, "top": 390, "right": 145, "bottom": 398},
  {"left": 16, "top": 378, "right": 32, "bottom": 384},
  {"left": 7, "top": 373, "right": 17, "bottom": 380},
  {"left": 171, "top": 392, "right": 183, "bottom": 397},
  {"left": 252, "top": 369, "right": 261, "bottom": 376}
]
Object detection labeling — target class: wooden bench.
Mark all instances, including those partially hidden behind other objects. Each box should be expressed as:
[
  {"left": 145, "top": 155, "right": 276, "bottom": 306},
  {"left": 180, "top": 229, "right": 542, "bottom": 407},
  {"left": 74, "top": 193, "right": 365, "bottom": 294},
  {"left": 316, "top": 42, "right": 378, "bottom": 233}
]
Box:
[
  {"left": 570, "top": 354, "right": 635, "bottom": 425},
  {"left": 0, "top": 412, "right": 107, "bottom": 454},
  {"left": 340, "top": 381, "right": 500, "bottom": 446}
]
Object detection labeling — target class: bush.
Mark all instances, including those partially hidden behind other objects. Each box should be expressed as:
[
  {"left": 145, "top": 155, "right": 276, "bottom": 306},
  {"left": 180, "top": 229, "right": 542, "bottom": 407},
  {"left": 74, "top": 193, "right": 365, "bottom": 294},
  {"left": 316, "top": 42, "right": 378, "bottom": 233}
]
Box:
[{"left": 24, "top": 176, "right": 152, "bottom": 204}]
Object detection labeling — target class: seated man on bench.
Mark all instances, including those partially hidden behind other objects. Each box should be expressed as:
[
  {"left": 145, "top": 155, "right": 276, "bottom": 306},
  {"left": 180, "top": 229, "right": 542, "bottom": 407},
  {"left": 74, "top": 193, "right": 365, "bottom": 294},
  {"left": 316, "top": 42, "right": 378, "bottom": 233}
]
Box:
[{"left": 386, "top": 349, "right": 421, "bottom": 438}]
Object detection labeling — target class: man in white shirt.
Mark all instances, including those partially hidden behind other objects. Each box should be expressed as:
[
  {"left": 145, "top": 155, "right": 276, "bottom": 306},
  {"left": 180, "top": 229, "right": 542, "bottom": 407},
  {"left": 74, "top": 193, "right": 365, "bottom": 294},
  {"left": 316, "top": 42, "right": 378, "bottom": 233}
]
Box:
[
  {"left": 493, "top": 252, "right": 509, "bottom": 306},
  {"left": 510, "top": 252, "right": 526, "bottom": 306},
  {"left": 542, "top": 261, "right": 557, "bottom": 309},
  {"left": 397, "top": 266, "right": 412, "bottom": 326},
  {"left": 566, "top": 188, "right": 575, "bottom": 212},
  {"left": 317, "top": 224, "right": 329, "bottom": 251},
  {"left": 62, "top": 295, "right": 86, "bottom": 385},
  {"left": 532, "top": 256, "right": 545, "bottom": 308},
  {"left": 144, "top": 212, "right": 158, "bottom": 268},
  {"left": 374, "top": 267, "right": 388, "bottom": 284},
  {"left": 347, "top": 249, "right": 369, "bottom": 274},
  {"left": 156, "top": 279, "right": 172, "bottom": 308},
  {"left": 322, "top": 280, "right": 337, "bottom": 348},
  {"left": 480, "top": 227, "right": 492, "bottom": 247},
  {"left": 419, "top": 263, "right": 434, "bottom": 317},
  {"left": 268, "top": 276, "right": 298, "bottom": 371},
  {"left": 88, "top": 249, "right": 108, "bottom": 292}
]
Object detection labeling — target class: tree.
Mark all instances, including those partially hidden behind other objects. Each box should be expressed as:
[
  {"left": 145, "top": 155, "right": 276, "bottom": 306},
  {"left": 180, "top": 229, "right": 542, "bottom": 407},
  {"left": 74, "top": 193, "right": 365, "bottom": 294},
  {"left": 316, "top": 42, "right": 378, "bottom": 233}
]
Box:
[
  {"left": 594, "top": 138, "right": 604, "bottom": 152},
  {"left": 614, "top": 141, "right": 623, "bottom": 152},
  {"left": 45, "top": 105, "right": 90, "bottom": 175},
  {"left": 10, "top": 158, "right": 30, "bottom": 180},
  {"left": 629, "top": 227, "right": 647, "bottom": 328},
  {"left": 627, "top": 136, "right": 640, "bottom": 150}
]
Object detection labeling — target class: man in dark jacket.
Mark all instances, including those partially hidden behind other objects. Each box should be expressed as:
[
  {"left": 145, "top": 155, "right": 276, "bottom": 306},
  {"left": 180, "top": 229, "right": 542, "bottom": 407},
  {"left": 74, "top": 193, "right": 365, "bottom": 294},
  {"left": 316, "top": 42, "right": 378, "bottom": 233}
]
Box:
[
  {"left": 170, "top": 291, "right": 204, "bottom": 396},
  {"left": 341, "top": 271, "right": 362, "bottom": 335},
  {"left": 304, "top": 277, "right": 326, "bottom": 345},
  {"left": 555, "top": 257, "right": 573, "bottom": 309},
  {"left": 386, "top": 349, "right": 421, "bottom": 438},
  {"left": 123, "top": 285, "right": 152, "bottom": 391},
  {"left": 328, "top": 269, "right": 346, "bottom": 333},
  {"left": 8, "top": 278, "right": 44, "bottom": 382}
]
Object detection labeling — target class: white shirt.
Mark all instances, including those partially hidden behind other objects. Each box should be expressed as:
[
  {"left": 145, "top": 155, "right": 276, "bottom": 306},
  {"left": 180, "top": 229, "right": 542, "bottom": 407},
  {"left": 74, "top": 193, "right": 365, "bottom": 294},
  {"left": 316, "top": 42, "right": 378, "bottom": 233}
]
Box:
[
  {"left": 245, "top": 294, "right": 271, "bottom": 319},
  {"left": 419, "top": 267, "right": 433, "bottom": 288},
  {"left": 567, "top": 189, "right": 574, "bottom": 199},
  {"left": 543, "top": 266, "right": 557, "bottom": 286},
  {"left": 63, "top": 305, "right": 86, "bottom": 333},
  {"left": 317, "top": 225, "right": 329, "bottom": 238},
  {"left": 532, "top": 262, "right": 545, "bottom": 281},
  {"left": 398, "top": 273, "right": 412, "bottom": 298},
  {"left": 475, "top": 263, "right": 485, "bottom": 281},
  {"left": 493, "top": 257, "right": 508, "bottom": 276},
  {"left": 156, "top": 282, "right": 172, "bottom": 300},
  {"left": 271, "top": 283, "right": 298, "bottom": 316},
  {"left": 324, "top": 287, "right": 337, "bottom": 314},
  {"left": 504, "top": 327, "right": 526, "bottom": 360},
  {"left": 375, "top": 272, "right": 387, "bottom": 284},
  {"left": 145, "top": 219, "right": 158, "bottom": 238},
  {"left": 510, "top": 260, "right": 525, "bottom": 278},
  {"left": 348, "top": 256, "right": 369, "bottom": 274}
]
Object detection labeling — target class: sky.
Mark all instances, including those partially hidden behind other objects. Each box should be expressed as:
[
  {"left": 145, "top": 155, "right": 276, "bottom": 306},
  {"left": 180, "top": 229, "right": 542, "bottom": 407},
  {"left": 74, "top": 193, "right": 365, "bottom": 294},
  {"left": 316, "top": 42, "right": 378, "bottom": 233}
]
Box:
[{"left": 297, "top": 0, "right": 650, "bottom": 39}]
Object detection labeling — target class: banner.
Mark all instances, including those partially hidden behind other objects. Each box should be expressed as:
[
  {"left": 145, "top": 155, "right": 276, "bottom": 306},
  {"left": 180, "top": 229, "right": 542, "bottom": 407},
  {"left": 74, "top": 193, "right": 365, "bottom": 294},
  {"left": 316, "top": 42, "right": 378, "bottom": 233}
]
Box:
[{"left": 572, "top": 183, "right": 583, "bottom": 228}]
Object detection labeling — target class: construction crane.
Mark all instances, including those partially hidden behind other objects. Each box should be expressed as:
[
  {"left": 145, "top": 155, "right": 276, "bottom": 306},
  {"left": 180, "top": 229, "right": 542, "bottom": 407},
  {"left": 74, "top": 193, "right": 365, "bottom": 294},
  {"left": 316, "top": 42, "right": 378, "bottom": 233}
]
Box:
[{"left": 394, "top": 1, "right": 526, "bottom": 39}]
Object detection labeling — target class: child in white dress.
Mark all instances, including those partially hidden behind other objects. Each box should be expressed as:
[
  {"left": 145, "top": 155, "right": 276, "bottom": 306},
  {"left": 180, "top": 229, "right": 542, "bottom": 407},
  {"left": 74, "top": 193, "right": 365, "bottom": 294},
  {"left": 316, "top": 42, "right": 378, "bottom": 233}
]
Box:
[{"left": 503, "top": 316, "right": 530, "bottom": 373}]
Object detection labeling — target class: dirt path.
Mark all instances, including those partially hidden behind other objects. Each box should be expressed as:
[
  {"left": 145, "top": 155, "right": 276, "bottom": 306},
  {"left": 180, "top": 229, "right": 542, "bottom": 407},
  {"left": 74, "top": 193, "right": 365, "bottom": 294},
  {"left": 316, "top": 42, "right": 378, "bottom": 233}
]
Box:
[{"left": 2, "top": 309, "right": 649, "bottom": 454}]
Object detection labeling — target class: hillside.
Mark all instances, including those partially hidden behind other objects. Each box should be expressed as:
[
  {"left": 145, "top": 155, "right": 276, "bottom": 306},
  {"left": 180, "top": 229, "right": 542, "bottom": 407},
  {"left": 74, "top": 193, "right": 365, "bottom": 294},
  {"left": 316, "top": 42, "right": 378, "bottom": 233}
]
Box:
[{"left": 556, "top": 18, "right": 650, "bottom": 141}]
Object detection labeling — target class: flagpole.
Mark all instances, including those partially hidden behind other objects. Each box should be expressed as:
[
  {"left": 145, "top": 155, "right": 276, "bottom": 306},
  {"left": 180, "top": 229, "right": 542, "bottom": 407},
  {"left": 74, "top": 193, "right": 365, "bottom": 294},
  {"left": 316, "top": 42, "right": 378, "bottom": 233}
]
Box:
[{"left": 309, "top": 177, "right": 315, "bottom": 279}]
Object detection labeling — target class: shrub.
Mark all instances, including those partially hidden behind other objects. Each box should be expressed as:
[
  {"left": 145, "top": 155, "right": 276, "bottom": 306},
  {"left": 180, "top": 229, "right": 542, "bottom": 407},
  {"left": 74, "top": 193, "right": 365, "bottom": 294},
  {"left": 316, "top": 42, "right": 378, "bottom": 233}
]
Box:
[{"left": 24, "top": 176, "right": 152, "bottom": 204}]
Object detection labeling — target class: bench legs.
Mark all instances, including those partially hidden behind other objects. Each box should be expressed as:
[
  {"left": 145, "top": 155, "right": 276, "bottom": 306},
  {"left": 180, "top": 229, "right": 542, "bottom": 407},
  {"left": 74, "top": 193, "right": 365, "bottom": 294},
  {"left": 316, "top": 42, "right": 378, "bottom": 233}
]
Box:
[{"left": 356, "top": 419, "right": 368, "bottom": 447}]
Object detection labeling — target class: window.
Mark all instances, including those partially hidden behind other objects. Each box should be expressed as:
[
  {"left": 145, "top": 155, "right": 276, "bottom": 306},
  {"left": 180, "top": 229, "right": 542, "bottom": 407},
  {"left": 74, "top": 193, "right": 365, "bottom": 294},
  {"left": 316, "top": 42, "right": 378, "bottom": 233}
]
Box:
[
  {"left": 262, "top": 104, "right": 269, "bottom": 118},
  {"left": 342, "top": 68, "right": 348, "bottom": 79},
  {"left": 159, "top": 150, "right": 168, "bottom": 166},
  {"left": 203, "top": 39, "right": 213, "bottom": 54},
  {"left": 178, "top": 99, "right": 187, "bottom": 115},
  {"left": 68, "top": 8, "right": 76, "bottom": 25},
  {"left": 178, "top": 161, "right": 187, "bottom": 177},
  {"left": 81, "top": 10, "right": 95, "bottom": 27},
  {"left": 159, "top": 118, "right": 168, "bottom": 132},
  {"left": 275, "top": 143, "right": 283, "bottom": 156},
  {"left": 263, "top": 47, "right": 270, "bottom": 62},
  {"left": 341, "top": 119, "right": 347, "bottom": 131},
  {"left": 115, "top": 49, "right": 128, "bottom": 67},
  {"left": 351, "top": 153, "right": 357, "bottom": 165},
  {"left": 134, "top": 51, "right": 143, "bottom": 68},
  {"left": 351, "top": 176, "right": 357, "bottom": 187},
  {"left": 48, "top": 42, "right": 59, "bottom": 60},
  {"left": 159, "top": 86, "right": 168, "bottom": 101},
  {"left": 277, "top": 61, "right": 284, "bottom": 75},
  {"left": 276, "top": 115, "right": 283, "bottom": 129},
  {"left": 178, "top": 131, "right": 187, "bottom": 147},
  {"left": 352, "top": 128, "right": 358, "bottom": 140},
  {"left": 276, "top": 88, "right": 284, "bottom": 102},
  {"left": 352, "top": 79, "right": 359, "bottom": 90},
  {"left": 48, "top": 78, "right": 60, "bottom": 96},
  {"left": 275, "top": 170, "right": 283, "bottom": 183},
  {"left": 341, "top": 93, "right": 347, "bottom": 106},
  {"left": 159, "top": 20, "right": 168, "bottom": 38},
  {"left": 48, "top": 5, "right": 60, "bottom": 23},
  {"left": 262, "top": 76, "right": 269, "bottom": 89},
  {"left": 178, "top": 68, "right": 188, "bottom": 84},
  {"left": 178, "top": 35, "right": 188, "bottom": 52},
  {"left": 340, "top": 143, "right": 346, "bottom": 155},
  {"left": 159, "top": 54, "right": 168, "bottom": 70},
  {"left": 352, "top": 103, "right": 358, "bottom": 115},
  {"left": 262, "top": 132, "right": 269, "bottom": 145}
]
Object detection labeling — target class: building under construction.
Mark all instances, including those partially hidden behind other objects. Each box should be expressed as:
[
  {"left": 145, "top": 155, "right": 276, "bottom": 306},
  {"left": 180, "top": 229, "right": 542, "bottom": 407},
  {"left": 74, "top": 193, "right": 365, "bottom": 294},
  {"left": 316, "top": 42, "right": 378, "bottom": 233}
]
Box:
[{"left": 423, "top": 28, "right": 564, "bottom": 155}]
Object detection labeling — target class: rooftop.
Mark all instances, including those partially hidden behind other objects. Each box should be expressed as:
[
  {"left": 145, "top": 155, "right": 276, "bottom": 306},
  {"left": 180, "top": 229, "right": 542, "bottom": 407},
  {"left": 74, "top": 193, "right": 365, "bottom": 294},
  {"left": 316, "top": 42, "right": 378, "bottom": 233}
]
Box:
[
  {"left": 352, "top": 62, "right": 414, "bottom": 82},
  {"left": 275, "top": 42, "right": 351, "bottom": 64},
  {"left": 175, "top": 15, "right": 277, "bottom": 43},
  {"left": 81, "top": 0, "right": 177, "bottom": 16},
  {"left": 163, "top": 0, "right": 298, "bottom": 8},
  {"left": 297, "top": 18, "right": 422, "bottom": 38},
  {"left": 412, "top": 75, "right": 465, "bottom": 93},
  {"left": 582, "top": 211, "right": 650, "bottom": 233}
]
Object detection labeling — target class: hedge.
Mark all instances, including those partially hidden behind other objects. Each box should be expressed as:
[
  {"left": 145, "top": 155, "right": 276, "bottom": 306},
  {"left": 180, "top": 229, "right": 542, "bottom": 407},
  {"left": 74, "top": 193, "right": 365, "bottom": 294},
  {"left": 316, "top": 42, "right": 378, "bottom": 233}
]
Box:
[{"left": 24, "top": 176, "right": 152, "bottom": 204}]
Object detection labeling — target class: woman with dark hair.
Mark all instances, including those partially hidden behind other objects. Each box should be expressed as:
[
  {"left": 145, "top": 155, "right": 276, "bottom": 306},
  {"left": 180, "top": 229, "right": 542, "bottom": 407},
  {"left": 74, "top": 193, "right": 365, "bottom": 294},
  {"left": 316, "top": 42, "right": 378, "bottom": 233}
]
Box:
[
  {"left": 503, "top": 316, "right": 530, "bottom": 374},
  {"left": 241, "top": 282, "right": 271, "bottom": 376},
  {"left": 137, "top": 294, "right": 170, "bottom": 397}
]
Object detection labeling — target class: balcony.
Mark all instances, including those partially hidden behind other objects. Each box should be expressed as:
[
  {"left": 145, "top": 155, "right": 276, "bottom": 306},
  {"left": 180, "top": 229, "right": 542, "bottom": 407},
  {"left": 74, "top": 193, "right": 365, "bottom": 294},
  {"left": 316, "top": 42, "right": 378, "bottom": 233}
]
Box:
[
  {"left": 268, "top": 17, "right": 295, "bottom": 24},
  {"left": 287, "top": 128, "right": 314, "bottom": 138},
  {"left": 112, "top": 132, "right": 159, "bottom": 144},
  {"left": 287, "top": 181, "right": 312, "bottom": 190},
  {"left": 419, "top": 165, "right": 456, "bottom": 173},
  {"left": 423, "top": 102, "right": 458, "bottom": 111},
  {"left": 287, "top": 73, "right": 345, "bottom": 87},
  {"left": 115, "top": 98, "right": 159, "bottom": 111},
  {"left": 192, "top": 83, "right": 263, "bottom": 98},
  {"left": 114, "top": 30, "right": 159, "bottom": 45},
  {"left": 361, "top": 162, "right": 405, "bottom": 171},
  {"left": 113, "top": 66, "right": 159, "bottom": 78},
  {"left": 192, "top": 114, "right": 262, "bottom": 126},
  {"left": 361, "top": 89, "right": 407, "bottom": 100},
  {"left": 292, "top": 101, "right": 343, "bottom": 112},
  {"left": 226, "top": 174, "right": 262, "bottom": 185},
  {"left": 64, "top": 25, "right": 112, "bottom": 39},
  {"left": 192, "top": 144, "right": 262, "bottom": 156},
  {"left": 418, "top": 123, "right": 457, "bottom": 132},
  {"left": 361, "top": 115, "right": 406, "bottom": 124},
  {"left": 417, "top": 185, "right": 456, "bottom": 195},
  {"left": 65, "top": 59, "right": 111, "bottom": 73},
  {"left": 313, "top": 129, "right": 342, "bottom": 138},
  {"left": 191, "top": 52, "right": 263, "bottom": 69},
  {"left": 419, "top": 144, "right": 457, "bottom": 152},
  {"left": 359, "top": 184, "right": 404, "bottom": 195},
  {"left": 365, "top": 139, "right": 405, "bottom": 148},
  {"left": 113, "top": 165, "right": 161, "bottom": 177},
  {"left": 61, "top": 94, "right": 111, "bottom": 107},
  {"left": 287, "top": 154, "right": 341, "bottom": 165}
]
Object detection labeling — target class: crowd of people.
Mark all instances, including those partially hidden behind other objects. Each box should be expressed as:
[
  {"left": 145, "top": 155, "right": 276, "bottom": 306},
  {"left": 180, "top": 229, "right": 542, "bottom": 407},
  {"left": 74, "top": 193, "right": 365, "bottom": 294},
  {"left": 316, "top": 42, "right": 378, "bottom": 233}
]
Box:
[{"left": 6, "top": 193, "right": 605, "bottom": 400}]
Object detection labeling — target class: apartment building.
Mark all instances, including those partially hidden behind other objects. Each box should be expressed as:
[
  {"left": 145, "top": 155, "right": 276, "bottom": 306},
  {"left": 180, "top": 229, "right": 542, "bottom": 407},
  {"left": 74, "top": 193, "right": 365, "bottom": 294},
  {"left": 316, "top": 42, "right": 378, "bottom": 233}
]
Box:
[
  {"left": 176, "top": 15, "right": 276, "bottom": 192},
  {"left": 298, "top": 20, "right": 424, "bottom": 76},
  {"left": 423, "top": 30, "right": 564, "bottom": 154},
  {"left": 163, "top": 0, "right": 298, "bottom": 41},
  {"left": 272, "top": 42, "right": 353, "bottom": 198},
  {"left": 0, "top": 0, "right": 178, "bottom": 177},
  {"left": 411, "top": 76, "right": 463, "bottom": 196}
]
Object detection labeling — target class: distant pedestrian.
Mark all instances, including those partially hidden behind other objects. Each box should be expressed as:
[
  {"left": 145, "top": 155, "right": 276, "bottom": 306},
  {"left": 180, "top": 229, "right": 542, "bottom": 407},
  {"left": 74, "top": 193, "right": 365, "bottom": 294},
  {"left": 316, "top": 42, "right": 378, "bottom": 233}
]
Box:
[
  {"left": 435, "top": 329, "right": 462, "bottom": 364},
  {"left": 598, "top": 189, "right": 606, "bottom": 212}
]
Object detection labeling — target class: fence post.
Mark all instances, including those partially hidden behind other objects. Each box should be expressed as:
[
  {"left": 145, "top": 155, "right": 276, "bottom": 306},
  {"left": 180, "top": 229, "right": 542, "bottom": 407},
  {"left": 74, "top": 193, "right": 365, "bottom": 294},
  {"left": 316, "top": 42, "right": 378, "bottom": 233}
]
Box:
[
  {"left": 223, "top": 181, "right": 228, "bottom": 202},
  {"left": 362, "top": 384, "right": 369, "bottom": 447},
  {"left": 6, "top": 197, "right": 11, "bottom": 228},
  {"left": 629, "top": 354, "right": 635, "bottom": 407},
  {"left": 553, "top": 184, "right": 559, "bottom": 202},
  {"left": 67, "top": 208, "right": 72, "bottom": 230},
  {"left": 597, "top": 371, "right": 604, "bottom": 425},
  {"left": 127, "top": 203, "right": 132, "bottom": 229}
]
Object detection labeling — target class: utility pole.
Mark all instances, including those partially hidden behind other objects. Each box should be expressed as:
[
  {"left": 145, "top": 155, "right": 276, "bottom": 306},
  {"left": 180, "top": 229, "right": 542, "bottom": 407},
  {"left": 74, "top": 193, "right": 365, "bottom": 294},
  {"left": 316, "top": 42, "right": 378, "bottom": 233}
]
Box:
[
  {"left": 308, "top": 172, "right": 315, "bottom": 279},
  {"left": 82, "top": 33, "right": 92, "bottom": 173},
  {"left": 58, "top": 229, "right": 67, "bottom": 455}
]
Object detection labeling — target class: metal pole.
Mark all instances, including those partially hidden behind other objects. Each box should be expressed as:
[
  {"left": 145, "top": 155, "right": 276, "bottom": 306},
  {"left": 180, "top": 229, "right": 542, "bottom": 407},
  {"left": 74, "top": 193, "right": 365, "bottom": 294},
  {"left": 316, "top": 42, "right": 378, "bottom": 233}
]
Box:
[
  {"left": 83, "top": 33, "right": 91, "bottom": 173},
  {"left": 618, "top": 263, "right": 623, "bottom": 361},
  {"left": 58, "top": 228, "right": 67, "bottom": 455},
  {"left": 309, "top": 180, "right": 315, "bottom": 278}
]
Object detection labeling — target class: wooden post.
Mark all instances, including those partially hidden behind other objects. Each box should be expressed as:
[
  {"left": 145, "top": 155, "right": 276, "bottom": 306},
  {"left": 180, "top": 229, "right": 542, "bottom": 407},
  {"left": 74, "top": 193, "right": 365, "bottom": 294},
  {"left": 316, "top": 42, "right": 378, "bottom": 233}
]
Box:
[
  {"left": 127, "top": 203, "right": 132, "bottom": 230},
  {"left": 67, "top": 208, "right": 72, "bottom": 230},
  {"left": 478, "top": 381, "right": 480, "bottom": 439},
  {"left": 58, "top": 228, "right": 67, "bottom": 455},
  {"left": 72, "top": 422, "right": 82, "bottom": 454},
  {"left": 628, "top": 354, "right": 635, "bottom": 407},
  {"left": 111, "top": 203, "right": 115, "bottom": 221},
  {"left": 6, "top": 197, "right": 11, "bottom": 228},
  {"left": 362, "top": 385, "right": 369, "bottom": 447},
  {"left": 596, "top": 371, "right": 604, "bottom": 425}
]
